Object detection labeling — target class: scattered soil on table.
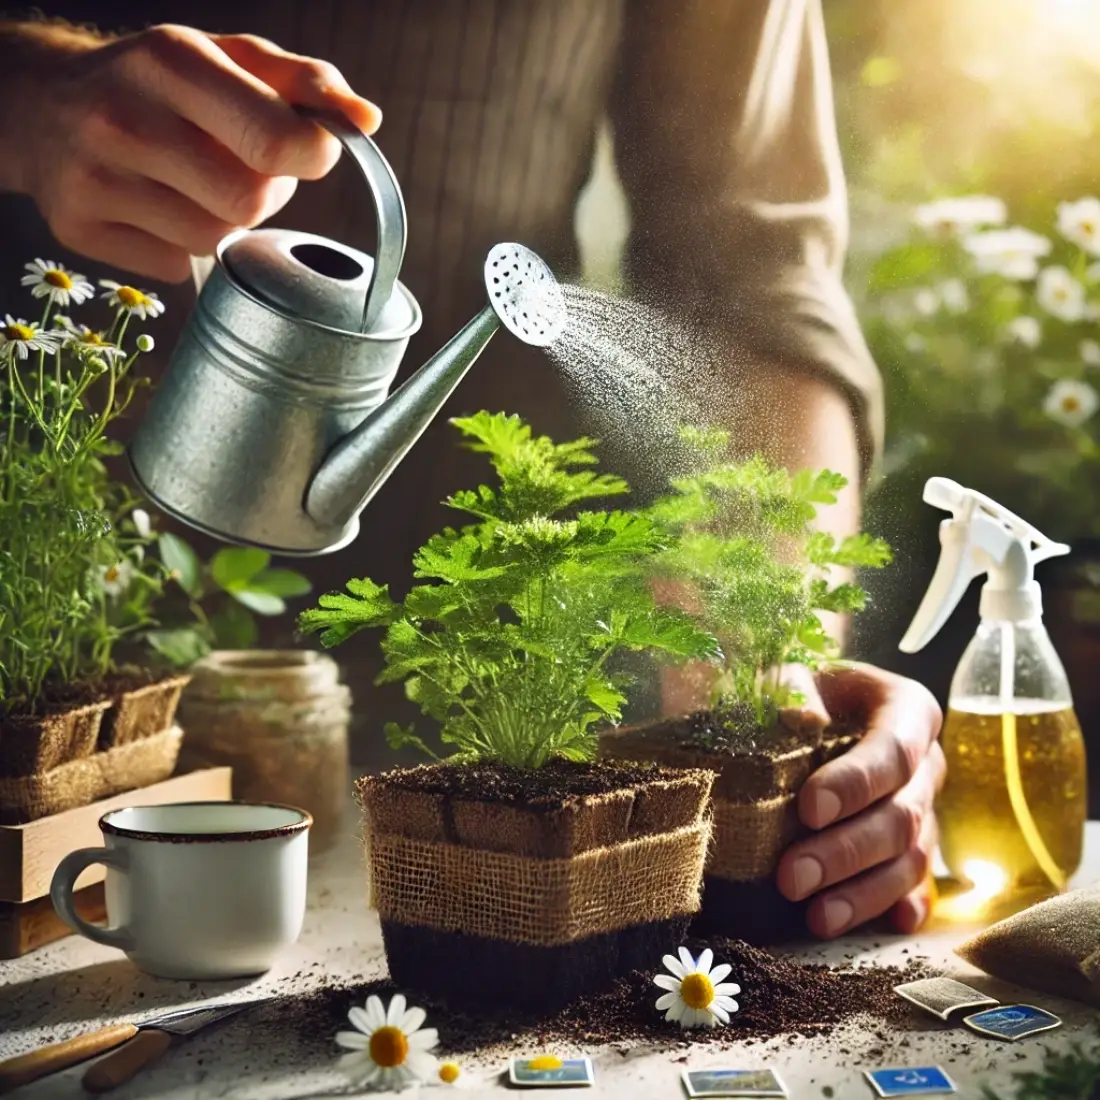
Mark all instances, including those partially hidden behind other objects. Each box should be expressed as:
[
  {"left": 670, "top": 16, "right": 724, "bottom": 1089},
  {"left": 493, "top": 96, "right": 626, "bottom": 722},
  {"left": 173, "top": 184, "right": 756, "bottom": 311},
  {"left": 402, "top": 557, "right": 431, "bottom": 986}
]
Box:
[
  {"left": 262, "top": 938, "right": 934, "bottom": 1058},
  {"left": 372, "top": 758, "right": 668, "bottom": 807}
]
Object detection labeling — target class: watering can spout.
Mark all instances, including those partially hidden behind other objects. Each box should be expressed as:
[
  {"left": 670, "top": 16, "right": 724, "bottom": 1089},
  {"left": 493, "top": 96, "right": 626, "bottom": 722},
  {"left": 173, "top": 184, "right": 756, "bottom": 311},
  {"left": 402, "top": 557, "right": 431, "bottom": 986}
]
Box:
[{"left": 306, "top": 243, "right": 567, "bottom": 531}]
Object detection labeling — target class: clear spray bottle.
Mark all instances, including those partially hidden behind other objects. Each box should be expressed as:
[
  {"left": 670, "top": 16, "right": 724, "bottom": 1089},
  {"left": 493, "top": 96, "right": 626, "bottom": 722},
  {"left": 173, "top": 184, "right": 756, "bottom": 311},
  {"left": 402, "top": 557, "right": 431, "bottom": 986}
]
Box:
[{"left": 900, "top": 478, "right": 1087, "bottom": 903}]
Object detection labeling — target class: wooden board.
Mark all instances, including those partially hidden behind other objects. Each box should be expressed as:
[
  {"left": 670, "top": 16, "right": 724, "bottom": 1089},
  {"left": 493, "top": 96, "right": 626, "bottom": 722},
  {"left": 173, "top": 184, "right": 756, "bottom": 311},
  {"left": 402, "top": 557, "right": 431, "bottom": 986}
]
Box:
[
  {"left": 0, "top": 767, "right": 232, "bottom": 903},
  {"left": 0, "top": 883, "right": 105, "bottom": 959}
]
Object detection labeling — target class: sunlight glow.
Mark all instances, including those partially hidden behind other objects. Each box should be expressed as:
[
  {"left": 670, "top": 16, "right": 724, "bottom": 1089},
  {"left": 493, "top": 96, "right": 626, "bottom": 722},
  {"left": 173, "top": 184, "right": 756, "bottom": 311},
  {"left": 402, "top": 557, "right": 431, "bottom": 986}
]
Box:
[{"left": 934, "top": 859, "right": 1010, "bottom": 922}]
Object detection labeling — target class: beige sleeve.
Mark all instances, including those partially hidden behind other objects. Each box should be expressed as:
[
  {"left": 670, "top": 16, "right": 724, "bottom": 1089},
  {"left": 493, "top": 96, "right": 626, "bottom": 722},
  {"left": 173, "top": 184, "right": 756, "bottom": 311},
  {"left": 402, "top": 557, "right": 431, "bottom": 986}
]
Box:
[{"left": 609, "top": 0, "right": 883, "bottom": 480}]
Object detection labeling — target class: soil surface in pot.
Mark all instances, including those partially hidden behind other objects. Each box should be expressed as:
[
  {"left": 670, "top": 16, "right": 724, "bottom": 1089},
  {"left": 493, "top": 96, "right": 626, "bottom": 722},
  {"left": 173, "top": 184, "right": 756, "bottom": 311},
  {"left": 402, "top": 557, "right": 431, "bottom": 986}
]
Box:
[
  {"left": 273, "top": 936, "right": 933, "bottom": 1057},
  {"left": 377, "top": 757, "right": 672, "bottom": 807},
  {"left": 1, "top": 679, "right": 109, "bottom": 721}
]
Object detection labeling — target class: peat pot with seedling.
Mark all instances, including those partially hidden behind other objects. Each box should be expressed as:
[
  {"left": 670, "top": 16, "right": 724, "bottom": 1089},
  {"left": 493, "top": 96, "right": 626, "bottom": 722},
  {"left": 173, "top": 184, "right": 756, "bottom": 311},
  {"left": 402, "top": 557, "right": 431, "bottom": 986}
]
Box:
[
  {"left": 601, "top": 427, "right": 893, "bottom": 944},
  {"left": 299, "top": 413, "right": 720, "bottom": 1013},
  {"left": 0, "top": 260, "right": 188, "bottom": 824}
]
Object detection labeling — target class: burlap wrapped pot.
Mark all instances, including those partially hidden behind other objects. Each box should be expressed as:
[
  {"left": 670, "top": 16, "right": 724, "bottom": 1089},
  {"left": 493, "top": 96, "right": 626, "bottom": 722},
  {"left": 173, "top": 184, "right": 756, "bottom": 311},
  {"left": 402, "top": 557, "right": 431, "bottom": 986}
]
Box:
[
  {"left": 359, "top": 763, "right": 715, "bottom": 1013},
  {"left": 177, "top": 651, "right": 351, "bottom": 853},
  {"left": 600, "top": 718, "right": 862, "bottom": 944}
]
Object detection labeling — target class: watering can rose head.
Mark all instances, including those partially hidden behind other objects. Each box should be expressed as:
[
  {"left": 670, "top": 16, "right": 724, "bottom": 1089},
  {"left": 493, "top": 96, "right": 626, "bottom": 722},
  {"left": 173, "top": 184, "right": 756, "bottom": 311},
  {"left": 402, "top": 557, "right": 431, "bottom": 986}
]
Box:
[{"left": 297, "top": 412, "right": 719, "bottom": 769}]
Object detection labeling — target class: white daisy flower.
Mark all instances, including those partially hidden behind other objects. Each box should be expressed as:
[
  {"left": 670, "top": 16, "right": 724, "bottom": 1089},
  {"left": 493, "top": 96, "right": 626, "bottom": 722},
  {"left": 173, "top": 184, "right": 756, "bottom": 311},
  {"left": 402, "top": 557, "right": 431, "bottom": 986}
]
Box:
[
  {"left": 653, "top": 946, "right": 740, "bottom": 1030},
  {"left": 98, "top": 560, "right": 134, "bottom": 598},
  {"left": 335, "top": 993, "right": 438, "bottom": 1092},
  {"left": 913, "top": 195, "right": 1006, "bottom": 239},
  {"left": 914, "top": 288, "right": 939, "bottom": 316},
  {"left": 964, "top": 227, "right": 1052, "bottom": 280},
  {"left": 99, "top": 280, "right": 166, "bottom": 320},
  {"left": 938, "top": 278, "right": 970, "bottom": 314},
  {"left": 1044, "top": 379, "right": 1099, "bottom": 427},
  {"left": 1056, "top": 197, "right": 1100, "bottom": 256},
  {"left": 131, "top": 509, "right": 152, "bottom": 539},
  {"left": 0, "top": 315, "right": 62, "bottom": 360},
  {"left": 21, "top": 259, "right": 95, "bottom": 307},
  {"left": 57, "top": 321, "right": 125, "bottom": 361},
  {"left": 1036, "top": 266, "right": 1086, "bottom": 322},
  {"left": 1080, "top": 339, "right": 1100, "bottom": 367},
  {"left": 1006, "top": 316, "right": 1042, "bottom": 348}
]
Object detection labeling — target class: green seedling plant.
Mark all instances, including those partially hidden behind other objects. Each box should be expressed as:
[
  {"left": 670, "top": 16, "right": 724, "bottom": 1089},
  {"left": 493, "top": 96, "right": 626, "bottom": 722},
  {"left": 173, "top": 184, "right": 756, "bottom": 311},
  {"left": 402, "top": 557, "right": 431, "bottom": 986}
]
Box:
[
  {"left": 298, "top": 412, "right": 719, "bottom": 768},
  {"left": 0, "top": 260, "right": 164, "bottom": 710},
  {"left": 648, "top": 425, "right": 893, "bottom": 731},
  {"left": 142, "top": 534, "right": 312, "bottom": 668}
]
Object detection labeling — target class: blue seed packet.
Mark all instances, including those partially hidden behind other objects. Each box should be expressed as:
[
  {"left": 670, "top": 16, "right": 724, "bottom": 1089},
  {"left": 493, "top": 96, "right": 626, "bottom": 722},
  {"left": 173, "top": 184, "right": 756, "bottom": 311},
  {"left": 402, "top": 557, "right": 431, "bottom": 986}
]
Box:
[
  {"left": 864, "top": 1067, "right": 957, "bottom": 1097},
  {"left": 962, "top": 1004, "right": 1063, "bottom": 1041},
  {"left": 508, "top": 1057, "right": 594, "bottom": 1087},
  {"left": 681, "top": 1067, "right": 788, "bottom": 1097}
]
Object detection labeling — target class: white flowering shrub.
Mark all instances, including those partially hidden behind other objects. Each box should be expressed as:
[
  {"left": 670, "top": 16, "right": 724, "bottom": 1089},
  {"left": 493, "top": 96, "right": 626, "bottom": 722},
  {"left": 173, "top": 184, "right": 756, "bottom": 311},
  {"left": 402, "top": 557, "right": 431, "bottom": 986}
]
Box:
[{"left": 859, "top": 195, "right": 1100, "bottom": 541}]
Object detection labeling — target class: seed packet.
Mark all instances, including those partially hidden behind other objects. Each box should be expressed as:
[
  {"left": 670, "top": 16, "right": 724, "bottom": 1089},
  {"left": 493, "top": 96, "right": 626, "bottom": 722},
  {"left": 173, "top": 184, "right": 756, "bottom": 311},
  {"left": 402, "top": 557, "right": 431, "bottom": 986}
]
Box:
[
  {"left": 893, "top": 977, "right": 999, "bottom": 1020},
  {"left": 681, "top": 1067, "right": 787, "bottom": 1097},
  {"left": 508, "top": 1057, "right": 594, "bottom": 1087},
  {"left": 956, "top": 884, "right": 1100, "bottom": 1008},
  {"left": 962, "top": 1004, "right": 1063, "bottom": 1041},
  {"left": 864, "top": 1067, "right": 957, "bottom": 1097}
]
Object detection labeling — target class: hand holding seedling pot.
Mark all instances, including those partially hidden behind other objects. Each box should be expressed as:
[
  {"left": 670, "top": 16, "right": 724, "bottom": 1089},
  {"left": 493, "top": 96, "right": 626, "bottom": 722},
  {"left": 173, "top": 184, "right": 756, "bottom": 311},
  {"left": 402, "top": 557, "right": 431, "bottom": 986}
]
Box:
[
  {"left": 600, "top": 426, "right": 896, "bottom": 943},
  {"left": 298, "top": 414, "right": 721, "bottom": 1013}
]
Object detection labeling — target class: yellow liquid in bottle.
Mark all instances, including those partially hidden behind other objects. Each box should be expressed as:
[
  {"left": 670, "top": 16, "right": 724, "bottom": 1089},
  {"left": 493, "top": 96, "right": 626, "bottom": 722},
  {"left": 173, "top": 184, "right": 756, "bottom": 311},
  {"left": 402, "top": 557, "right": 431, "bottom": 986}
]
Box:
[{"left": 937, "top": 699, "right": 1087, "bottom": 895}]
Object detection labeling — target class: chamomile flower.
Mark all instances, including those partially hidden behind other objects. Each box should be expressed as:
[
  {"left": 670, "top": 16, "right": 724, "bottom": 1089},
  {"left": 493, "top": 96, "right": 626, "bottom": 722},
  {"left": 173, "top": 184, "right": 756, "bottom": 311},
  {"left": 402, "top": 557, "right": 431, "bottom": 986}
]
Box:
[
  {"left": 964, "top": 227, "right": 1051, "bottom": 281},
  {"left": 913, "top": 195, "right": 1006, "bottom": 238},
  {"left": 55, "top": 319, "right": 125, "bottom": 361},
  {"left": 1080, "top": 339, "right": 1100, "bottom": 367},
  {"left": 0, "top": 315, "right": 61, "bottom": 360},
  {"left": 1036, "top": 266, "right": 1086, "bottom": 322},
  {"left": 98, "top": 560, "right": 134, "bottom": 598},
  {"left": 131, "top": 509, "right": 152, "bottom": 539},
  {"left": 437, "top": 1061, "right": 468, "bottom": 1087},
  {"left": 654, "top": 946, "right": 740, "bottom": 1030},
  {"left": 938, "top": 278, "right": 970, "bottom": 314},
  {"left": 21, "top": 259, "right": 95, "bottom": 307},
  {"left": 1044, "top": 379, "right": 1099, "bottom": 428},
  {"left": 1056, "top": 197, "right": 1100, "bottom": 256},
  {"left": 1006, "top": 316, "right": 1042, "bottom": 348},
  {"left": 335, "top": 993, "right": 438, "bottom": 1092},
  {"left": 99, "top": 280, "right": 166, "bottom": 320}
]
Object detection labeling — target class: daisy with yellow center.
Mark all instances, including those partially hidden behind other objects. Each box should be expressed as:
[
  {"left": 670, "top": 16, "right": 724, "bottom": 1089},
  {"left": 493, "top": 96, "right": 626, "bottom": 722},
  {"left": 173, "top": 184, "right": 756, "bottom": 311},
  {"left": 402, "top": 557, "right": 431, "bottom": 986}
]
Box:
[
  {"left": 98, "top": 560, "right": 134, "bottom": 598},
  {"left": 0, "top": 314, "right": 61, "bottom": 360},
  {"left": 1044, "top": 379, "right": 1099, "bottom": 428},
  {"left": 334, "top": 993, "right": 438, "bottom": 1091},
  {"left": 98, "top": 280, "right": 166, "bottom": 320},
  {"left": 654, "top": 946, "right": 740, "bottom": 1030},
  {"left": 21, "top": 259, "right": 94, "bottom": 307},
  {"left": 53, "top": 317, "right": 125, "bottom": 361}
]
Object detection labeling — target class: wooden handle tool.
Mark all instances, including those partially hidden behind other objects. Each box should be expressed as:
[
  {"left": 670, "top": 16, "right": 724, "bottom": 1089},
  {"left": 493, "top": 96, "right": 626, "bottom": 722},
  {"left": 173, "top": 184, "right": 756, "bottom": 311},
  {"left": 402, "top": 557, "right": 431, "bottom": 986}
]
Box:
[
  {"left": 82, "top": 1029, "right": 173, "bottom": 1094},
  {"left": 0, "top": 1024, "right": 138, "bottom": 1094}
]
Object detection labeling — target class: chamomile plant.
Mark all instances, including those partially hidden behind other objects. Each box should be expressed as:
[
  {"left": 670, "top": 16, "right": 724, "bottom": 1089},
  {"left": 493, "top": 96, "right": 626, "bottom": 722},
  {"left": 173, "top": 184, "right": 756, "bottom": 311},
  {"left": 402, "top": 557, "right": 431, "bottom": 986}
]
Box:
[{"left": 298, "top": 412, "right": 719, "bottom": 768}]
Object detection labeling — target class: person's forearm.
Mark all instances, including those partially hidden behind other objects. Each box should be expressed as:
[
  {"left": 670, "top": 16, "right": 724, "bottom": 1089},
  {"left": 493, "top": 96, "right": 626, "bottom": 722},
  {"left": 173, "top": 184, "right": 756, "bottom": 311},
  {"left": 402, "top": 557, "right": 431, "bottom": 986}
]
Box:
[{"left": 0, "top": 19, "right": 105, "bottom": 195}]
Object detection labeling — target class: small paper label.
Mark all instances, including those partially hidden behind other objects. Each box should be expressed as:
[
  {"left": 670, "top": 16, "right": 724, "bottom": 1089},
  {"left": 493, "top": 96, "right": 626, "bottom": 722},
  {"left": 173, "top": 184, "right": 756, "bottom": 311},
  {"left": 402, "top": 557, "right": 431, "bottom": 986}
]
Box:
[
  {"left": 864, "top": 1067, "right": 957, "bottom": 1097},
  {"left": 893, "top": 977, "right": 999, "bottom": 1021},
  {"left": 508, "top": 1057, "right": 594, "bottom": 1088},
  {"left": 681, "top": 1068, "right": 788, "bottom": 1097},
  {"left": 962, "top": 1004, "right": 1063, "bottom": 1042}
]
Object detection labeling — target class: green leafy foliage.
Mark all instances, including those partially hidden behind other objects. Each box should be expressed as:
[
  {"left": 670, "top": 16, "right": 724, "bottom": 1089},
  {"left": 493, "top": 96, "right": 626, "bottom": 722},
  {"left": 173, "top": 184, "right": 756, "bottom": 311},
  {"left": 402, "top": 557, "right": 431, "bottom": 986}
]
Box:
[
  {"left": 143, "top": 539, "right": 311, "bottom": 667},
  {"left": 980, "top": 1028, "right": 1100, "bottom": 1100},
  {"left": 0, "top": 275, "right": 163, "bottom": 709},
  {"left": 647, "top": 426, "right": 892, "bottom": 727},
  {"left": 298, "top": 412, "right": 719, "bottom": 768}
]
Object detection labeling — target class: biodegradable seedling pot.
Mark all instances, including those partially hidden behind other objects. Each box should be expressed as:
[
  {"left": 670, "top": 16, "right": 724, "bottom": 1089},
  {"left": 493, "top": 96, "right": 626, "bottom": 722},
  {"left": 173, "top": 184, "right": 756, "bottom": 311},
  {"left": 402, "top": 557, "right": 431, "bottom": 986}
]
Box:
[
  {"left": 600, "top": 714, "right": 862, "bottom": 945},
  {"left": 359, "top": 760, "right": 715, "bottom": 1013},
  {"left": 0, "top": 697, "right": 111, "bottom": 778},
  {"left": 97, "top": 671, "right": 192, "bottom": 749}
]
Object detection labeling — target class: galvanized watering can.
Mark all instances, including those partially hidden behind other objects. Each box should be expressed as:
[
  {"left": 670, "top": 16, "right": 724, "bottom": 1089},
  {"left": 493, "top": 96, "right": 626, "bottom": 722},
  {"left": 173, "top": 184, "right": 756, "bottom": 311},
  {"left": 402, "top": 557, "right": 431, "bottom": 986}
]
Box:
[{"left": 129, "top": 110, "right": 566, "bottom": 556}]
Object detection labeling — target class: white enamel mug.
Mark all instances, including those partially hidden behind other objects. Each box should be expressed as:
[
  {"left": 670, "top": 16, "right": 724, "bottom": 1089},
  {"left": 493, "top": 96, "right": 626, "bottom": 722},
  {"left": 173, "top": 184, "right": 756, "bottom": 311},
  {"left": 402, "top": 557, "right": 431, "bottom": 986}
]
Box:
[{"left": 50, "top": 802, "right": 311, "bottom": 979}]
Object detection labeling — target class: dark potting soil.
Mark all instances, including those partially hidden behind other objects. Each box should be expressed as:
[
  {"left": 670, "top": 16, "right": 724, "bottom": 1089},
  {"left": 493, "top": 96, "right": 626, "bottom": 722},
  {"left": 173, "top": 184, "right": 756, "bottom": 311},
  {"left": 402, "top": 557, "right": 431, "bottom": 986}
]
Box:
[
  {"left": 680, "top": 706, "right": 806, "bottom": 756},
  {"left": 375, "top": 757, "right": 669, "bottom": 808},
  {"left": 693, "top": 877, "right": 808, "bottom": 946},
  {"left": 0, "top": 678, "right": 108, "bottom": 722},
  {"left": 269, "top": 938, "right": 933, "bottom": 1059}
]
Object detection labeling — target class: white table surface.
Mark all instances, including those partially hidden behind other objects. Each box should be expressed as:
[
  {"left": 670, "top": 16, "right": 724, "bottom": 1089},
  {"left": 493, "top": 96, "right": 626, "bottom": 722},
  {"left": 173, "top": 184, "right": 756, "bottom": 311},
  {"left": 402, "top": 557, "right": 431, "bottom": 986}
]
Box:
[{"left": 2, "top": 815, "right": 1098, "bottom": 1100}]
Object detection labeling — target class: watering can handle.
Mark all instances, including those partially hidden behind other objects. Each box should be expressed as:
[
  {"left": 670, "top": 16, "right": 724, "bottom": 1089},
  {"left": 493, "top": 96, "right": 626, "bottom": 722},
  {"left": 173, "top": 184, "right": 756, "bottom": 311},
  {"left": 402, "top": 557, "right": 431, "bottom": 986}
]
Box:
[{"left": 298, "top": 107, "right": 407, "bottom": 334}]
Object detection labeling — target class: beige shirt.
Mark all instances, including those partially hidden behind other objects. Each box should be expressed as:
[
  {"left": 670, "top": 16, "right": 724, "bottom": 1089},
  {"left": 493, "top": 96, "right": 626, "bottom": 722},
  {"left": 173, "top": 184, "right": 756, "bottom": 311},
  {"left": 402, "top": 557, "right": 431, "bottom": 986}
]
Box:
[{"left": 1, "top": 0, "right": 882, "bottom": 714}]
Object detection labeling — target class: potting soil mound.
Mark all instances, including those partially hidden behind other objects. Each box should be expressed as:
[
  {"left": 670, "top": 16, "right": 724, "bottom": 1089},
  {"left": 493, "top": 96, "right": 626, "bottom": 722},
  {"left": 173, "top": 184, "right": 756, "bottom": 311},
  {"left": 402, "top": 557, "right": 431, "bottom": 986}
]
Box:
[
  {"left": 269, "top": 938, "right": 933, "bottom": 1056},
  {"left": 373, "top": 757, "right": 667, "bottom": 805}
]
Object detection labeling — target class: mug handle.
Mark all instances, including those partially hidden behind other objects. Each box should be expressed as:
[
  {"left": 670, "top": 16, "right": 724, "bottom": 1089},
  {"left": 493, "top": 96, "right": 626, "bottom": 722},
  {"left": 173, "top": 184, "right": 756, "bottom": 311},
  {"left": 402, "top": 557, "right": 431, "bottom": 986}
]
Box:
[{"left": 50, "top": 848, "right": 135, "bottom": 951}]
